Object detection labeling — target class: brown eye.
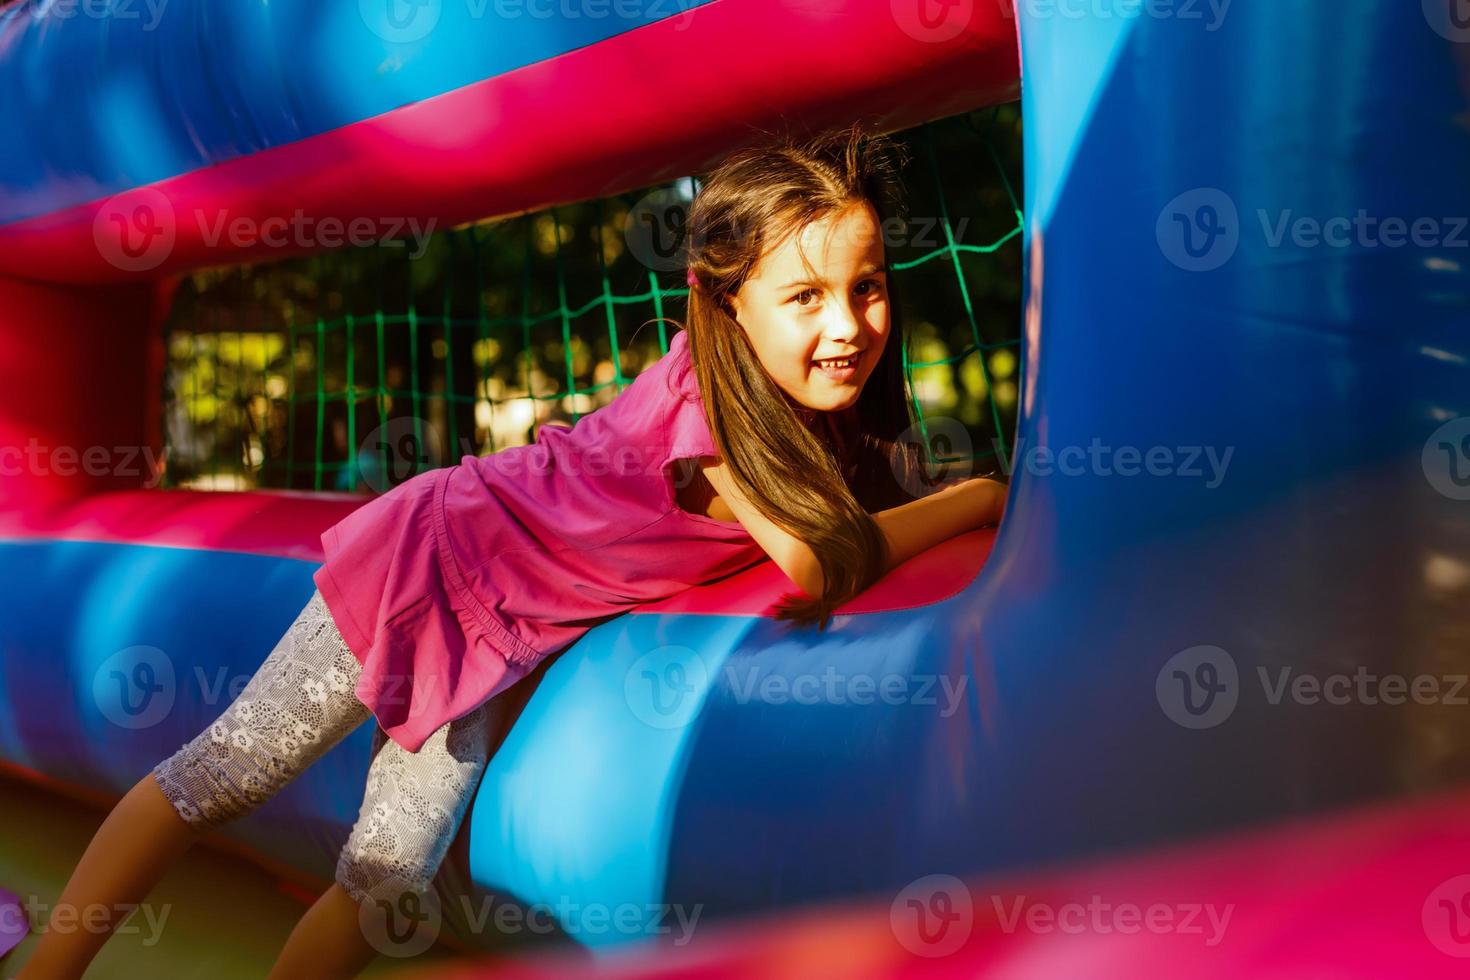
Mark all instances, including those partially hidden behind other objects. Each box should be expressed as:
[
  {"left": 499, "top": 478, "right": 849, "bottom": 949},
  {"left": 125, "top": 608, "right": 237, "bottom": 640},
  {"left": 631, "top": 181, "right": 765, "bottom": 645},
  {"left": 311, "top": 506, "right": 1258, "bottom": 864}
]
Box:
[{"left": 793, "top": 288, "right": 819, "bottom": 306}]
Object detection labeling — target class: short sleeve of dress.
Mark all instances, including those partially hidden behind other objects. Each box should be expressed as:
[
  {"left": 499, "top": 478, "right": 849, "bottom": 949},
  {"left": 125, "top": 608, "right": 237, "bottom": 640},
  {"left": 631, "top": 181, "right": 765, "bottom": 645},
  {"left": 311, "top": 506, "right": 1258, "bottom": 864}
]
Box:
[{"left": 663, "top": 330, "right": 719, "bottom": 463}]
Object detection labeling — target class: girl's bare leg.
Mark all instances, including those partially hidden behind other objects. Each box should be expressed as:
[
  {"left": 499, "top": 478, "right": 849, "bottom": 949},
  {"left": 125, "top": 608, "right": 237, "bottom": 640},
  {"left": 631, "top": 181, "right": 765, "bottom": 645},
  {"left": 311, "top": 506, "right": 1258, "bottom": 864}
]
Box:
[
  {"left": 267, "top": 702, "right": 496, "bottom": 977},
  {"left": 16, "top": 589, "right": 371, "bottom": 979},
  {"left": 15, "top": 773, "right": 201, "bottom": 980},
  {"left": 266, "top": 882, "right": 381, "bottom": 980}
]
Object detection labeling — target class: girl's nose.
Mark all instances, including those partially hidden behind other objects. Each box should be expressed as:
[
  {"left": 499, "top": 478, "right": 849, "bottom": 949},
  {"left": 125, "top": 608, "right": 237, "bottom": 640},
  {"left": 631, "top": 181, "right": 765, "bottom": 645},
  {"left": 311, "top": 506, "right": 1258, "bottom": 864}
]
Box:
[{"left": 821, "top": 299, "right": 864, "bottom": 342}]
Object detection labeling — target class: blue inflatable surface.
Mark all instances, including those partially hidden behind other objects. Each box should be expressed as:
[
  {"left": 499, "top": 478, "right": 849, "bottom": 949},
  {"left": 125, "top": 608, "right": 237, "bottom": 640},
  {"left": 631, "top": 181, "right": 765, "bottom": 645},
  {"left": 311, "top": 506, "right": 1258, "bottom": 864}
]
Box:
[{"left": 0, "top": 0, "right": 712, "bottom": 226}]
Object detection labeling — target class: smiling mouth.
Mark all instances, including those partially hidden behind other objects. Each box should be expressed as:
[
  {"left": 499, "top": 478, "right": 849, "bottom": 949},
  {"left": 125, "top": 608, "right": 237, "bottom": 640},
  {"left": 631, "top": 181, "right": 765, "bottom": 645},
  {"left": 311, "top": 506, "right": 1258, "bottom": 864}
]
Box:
[{"left": 811, "top": 353, "right": 861, "bottom": 369}]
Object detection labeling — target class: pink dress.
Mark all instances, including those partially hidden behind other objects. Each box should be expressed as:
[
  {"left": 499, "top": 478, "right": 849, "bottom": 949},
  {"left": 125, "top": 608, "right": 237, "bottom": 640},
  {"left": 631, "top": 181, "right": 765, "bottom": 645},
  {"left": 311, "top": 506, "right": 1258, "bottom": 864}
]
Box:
[{"left": 312, "top": 329, "right": 767, "bottom": 753}]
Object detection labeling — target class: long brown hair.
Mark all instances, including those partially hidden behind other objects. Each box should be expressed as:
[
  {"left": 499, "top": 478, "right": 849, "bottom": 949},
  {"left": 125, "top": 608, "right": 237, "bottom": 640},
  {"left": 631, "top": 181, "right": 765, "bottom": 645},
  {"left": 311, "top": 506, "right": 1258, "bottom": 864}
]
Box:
[{"left": 680, "top": 122, "right": 937, "bottom": 631}]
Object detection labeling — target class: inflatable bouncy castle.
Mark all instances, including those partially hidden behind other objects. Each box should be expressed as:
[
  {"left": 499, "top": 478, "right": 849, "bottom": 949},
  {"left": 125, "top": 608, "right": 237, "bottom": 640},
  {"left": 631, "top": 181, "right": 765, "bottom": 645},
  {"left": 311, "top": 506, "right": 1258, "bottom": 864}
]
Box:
[{"left": 2, "top": 0, "right": 1469, "bottom": 974}]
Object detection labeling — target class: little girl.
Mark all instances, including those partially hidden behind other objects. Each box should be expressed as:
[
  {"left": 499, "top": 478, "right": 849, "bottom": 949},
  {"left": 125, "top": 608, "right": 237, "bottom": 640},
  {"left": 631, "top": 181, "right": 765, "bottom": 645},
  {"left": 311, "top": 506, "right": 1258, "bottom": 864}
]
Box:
[{"left": 19, "top": 123, "right": 1007, "bottom": 978}]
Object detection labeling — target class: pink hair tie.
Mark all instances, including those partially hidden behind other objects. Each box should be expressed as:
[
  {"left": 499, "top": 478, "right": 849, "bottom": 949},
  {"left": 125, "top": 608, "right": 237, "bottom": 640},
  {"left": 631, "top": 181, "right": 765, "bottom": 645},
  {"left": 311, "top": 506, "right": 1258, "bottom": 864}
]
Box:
[{"left": 685, "top": 267, "right": 698, "bottom": 288}]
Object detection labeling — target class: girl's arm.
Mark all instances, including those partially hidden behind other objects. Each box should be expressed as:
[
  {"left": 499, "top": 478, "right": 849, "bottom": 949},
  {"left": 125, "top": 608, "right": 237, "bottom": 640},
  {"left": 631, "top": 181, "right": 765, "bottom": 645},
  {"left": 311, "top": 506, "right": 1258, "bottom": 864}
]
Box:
[
  {"left": 700, "top": 458, "right": 826, "bottom": 596},
  {"left": 701, "top": 460, "right": 1005, "bottom": 597},
  {"left": 868, "top": 476, "right": 1006, "bottom": 576}
]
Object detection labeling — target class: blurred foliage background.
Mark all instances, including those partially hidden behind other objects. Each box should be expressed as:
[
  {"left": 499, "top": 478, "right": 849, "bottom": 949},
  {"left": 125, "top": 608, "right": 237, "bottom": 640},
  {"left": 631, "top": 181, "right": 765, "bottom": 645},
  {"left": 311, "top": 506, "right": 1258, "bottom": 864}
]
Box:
[{"left": 158, "top": 104, "right": 1024, "bottom": 493}]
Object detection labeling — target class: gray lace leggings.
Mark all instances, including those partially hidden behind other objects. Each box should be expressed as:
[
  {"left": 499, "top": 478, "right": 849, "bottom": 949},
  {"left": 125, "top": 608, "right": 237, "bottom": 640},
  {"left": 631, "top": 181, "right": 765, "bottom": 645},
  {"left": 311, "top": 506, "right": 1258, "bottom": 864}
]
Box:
[{"left": 150, "top": 589, "right": 491, "bottom": 907}]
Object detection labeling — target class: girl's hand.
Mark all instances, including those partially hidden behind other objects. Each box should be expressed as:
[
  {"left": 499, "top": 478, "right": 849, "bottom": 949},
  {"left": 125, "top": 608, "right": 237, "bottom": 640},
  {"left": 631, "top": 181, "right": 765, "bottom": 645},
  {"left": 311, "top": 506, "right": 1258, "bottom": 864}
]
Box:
[
  {"left": 952, "top": 476, "right": 1007, "bottom": 529},
  {"left": 870, "top": 475, "right": 1007, "bottom": 577}
]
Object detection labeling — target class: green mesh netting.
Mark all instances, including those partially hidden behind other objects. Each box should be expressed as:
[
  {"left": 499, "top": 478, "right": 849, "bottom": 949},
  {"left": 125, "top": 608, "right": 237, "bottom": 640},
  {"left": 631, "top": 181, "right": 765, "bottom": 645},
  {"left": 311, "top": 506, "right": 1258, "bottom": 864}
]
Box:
[{"left": 158, "top": 105, "right": 1023, "bottom": 494}]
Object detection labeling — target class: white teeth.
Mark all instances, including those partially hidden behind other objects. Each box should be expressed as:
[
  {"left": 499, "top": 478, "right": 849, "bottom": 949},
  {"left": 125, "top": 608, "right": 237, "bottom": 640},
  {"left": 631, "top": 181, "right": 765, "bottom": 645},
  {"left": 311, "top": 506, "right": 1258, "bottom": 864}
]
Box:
[{"left": 815, "top": 356, "right": 855, "bottom": 368}]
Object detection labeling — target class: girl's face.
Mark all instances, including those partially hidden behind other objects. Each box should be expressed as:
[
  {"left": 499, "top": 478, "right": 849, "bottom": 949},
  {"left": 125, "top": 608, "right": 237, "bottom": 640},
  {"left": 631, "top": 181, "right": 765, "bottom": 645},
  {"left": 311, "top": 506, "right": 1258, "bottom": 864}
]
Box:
[{"left": 728, "top": 201, "right": 890, "bottom": 413}]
